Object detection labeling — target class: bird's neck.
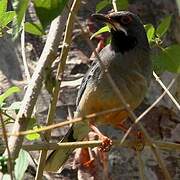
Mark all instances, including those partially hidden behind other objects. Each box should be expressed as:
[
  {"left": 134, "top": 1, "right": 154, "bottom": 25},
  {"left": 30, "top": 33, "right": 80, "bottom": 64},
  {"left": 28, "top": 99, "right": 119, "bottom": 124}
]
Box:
[{"left": 110, "top": 30, "right": 149, "bottom": 54}]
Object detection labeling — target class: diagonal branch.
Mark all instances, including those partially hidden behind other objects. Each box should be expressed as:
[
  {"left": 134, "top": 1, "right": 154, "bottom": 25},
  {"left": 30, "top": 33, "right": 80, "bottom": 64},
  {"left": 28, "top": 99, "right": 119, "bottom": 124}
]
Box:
[
  {"left": 4, "top": 2, "right": 71, "bottom": 161},
  {"left": 153, "top": 72, "right": 180, "bottom": 111},
  {"left": 0, "top": 111, "right": 13, "bottom": 180},
  {"left": 35, "top": 0, "right": 81, "bottom": 178}
]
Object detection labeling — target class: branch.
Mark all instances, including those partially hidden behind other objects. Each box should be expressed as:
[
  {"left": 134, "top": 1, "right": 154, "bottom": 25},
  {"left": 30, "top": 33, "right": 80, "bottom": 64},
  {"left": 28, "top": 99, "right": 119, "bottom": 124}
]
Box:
[
  {"left": 153, "top": 72, "right": 180, "bottom": 111},
  {"left": 21, "top": 16, "right": 31, "bottom": 81},
  {"left": 121, "top": 76, "right": 176, "bottom": 143},
  {"left": 35, "top": 0, "right": 81, "bottom": 178},
  {"left": 136, "top": 151, "right": 146, "bottom": 180},
  {"left": 0, "top": 140, "right": 179, "bottom": 152},
  {"left": 5, "top": 2, "right": 71, "bottom": 161},
  {"left": 0, "top": 111, "right": 13, "bottom": 180},
  {"left": 2, "top": 107, "right": 123, "bottom": 136}
]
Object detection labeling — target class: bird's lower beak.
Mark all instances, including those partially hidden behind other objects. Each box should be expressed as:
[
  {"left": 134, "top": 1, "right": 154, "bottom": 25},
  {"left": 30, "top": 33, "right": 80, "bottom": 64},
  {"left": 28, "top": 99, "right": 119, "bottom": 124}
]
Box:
[{"left": 92, "top": 13, "right": 127, "bottom": 35}]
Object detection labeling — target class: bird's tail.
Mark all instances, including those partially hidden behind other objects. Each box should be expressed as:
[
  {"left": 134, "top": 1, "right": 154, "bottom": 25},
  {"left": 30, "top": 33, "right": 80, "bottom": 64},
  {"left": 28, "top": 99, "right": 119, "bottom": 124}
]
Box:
[{"left": 44, "top": 126, "right": 76, "bottom": 172}]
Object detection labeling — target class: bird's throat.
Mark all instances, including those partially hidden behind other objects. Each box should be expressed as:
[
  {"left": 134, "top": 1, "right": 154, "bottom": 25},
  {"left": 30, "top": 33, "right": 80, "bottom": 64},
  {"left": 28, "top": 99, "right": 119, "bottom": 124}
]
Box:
[{"left": 111, "top": 30, "right": 138, "bottom": 54}]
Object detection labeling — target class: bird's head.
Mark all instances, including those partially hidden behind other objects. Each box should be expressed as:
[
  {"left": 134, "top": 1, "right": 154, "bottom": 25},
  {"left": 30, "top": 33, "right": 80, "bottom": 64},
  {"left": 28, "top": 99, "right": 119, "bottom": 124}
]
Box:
[{"left": 92, "top": 11, "right": 149, "bottom": 53}]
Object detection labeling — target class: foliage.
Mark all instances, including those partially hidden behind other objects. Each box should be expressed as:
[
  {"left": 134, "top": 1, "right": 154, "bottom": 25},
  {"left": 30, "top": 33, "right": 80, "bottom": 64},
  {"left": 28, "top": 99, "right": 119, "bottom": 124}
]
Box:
[
  {"left": 11, "top": 0, "right": 69, "bottom": 38},
  {"left": 0, "top": 0, "right": 15, "bottom": 36},
  {"left": 25, "top": 122, "right": 41, "bottom": 141},
  {"left": 90, "top": 25, "right": 110, "bottom": 39},
  {"left": 12, "top": 0, "right": 29, "bottom": 39},
  {"left": 24, "top": 22, "right": 45, "bottom": 36},
  {"left": 96, "top": 0, "right": 128, "bottom": 12},
  {"left": 14, "top": 150, "right": 31, "bottom": 180},
  {"left": 153, "top": 44, "right": 180, "bottom": 73},
  {"left": 156, "top": 15, "right": 172, "bottom": 38},
  {"left": 144, "top": 24, "right": 155, "bottom": 44},
  {"left": 0, "top": 86, "right": 21, "bottom": 107},
  {"left": 0, "top": 156, "right": 8, "bottom": 174},
  {"left": 34, "top": 0, "right": 69, "bottom": 29}
]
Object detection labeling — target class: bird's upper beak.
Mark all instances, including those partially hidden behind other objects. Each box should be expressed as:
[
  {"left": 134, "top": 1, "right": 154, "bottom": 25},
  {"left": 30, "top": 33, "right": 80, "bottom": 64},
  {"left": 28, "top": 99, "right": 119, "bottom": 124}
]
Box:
[{"left": 92, "top": 13, "right": 127, "bottom": 35}]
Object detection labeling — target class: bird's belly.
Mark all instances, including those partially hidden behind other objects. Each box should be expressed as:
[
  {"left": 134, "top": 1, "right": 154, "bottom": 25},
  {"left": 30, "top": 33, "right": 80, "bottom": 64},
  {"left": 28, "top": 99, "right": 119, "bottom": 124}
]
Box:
[{"left": 77, "top": 73, "right": 147, "bottom": 126}]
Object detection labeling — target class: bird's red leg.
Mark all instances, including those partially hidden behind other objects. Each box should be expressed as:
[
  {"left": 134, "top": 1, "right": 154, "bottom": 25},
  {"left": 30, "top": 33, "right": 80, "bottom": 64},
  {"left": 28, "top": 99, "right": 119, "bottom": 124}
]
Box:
[
  {"left": 116, "top": 122, "right": 143, "bottom": 138},
  {"left": 89, "top": 122, "right": 112, "bottom": 152},
  {"left": 116, "top": 122, "right": 145, "bottom": 151},
  {"left": 83, "top": 148, "right": 94, "bottom": 168},
  {"left": 80, "top": 147, "right": 95, "bottom": 169}
]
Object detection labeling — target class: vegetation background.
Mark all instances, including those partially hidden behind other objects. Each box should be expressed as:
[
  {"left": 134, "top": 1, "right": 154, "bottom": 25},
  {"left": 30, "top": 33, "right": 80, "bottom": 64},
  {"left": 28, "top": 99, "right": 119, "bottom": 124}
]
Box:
[{"left": 0, "top": 0, "right": 180, "bottom": 179}]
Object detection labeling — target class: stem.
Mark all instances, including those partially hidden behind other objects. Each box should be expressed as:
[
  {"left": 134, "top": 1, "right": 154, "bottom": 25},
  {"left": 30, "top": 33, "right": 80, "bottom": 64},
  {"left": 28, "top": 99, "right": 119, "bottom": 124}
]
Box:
[
  {"left": 0, "top": 111, "right": 14, "bottom": 180},
  {"left": 35, "top": 0, "right": 81, "bottom": 178}
]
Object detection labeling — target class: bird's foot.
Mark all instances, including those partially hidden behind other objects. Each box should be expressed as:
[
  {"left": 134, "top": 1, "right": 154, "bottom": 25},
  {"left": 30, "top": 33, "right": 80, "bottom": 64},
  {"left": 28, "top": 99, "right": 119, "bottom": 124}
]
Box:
[
  {"left": 89, "top": 122, "right": 112, "bottom": 152},
  {"left": 99, "top": 136, "right": 113, "bottom": 152}
]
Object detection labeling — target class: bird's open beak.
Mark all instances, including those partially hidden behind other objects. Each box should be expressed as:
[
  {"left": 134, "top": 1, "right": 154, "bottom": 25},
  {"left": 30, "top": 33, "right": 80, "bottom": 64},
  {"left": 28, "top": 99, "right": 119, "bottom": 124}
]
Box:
[{"left": 92, "top": 13, "right": 127, "bottom": 35}]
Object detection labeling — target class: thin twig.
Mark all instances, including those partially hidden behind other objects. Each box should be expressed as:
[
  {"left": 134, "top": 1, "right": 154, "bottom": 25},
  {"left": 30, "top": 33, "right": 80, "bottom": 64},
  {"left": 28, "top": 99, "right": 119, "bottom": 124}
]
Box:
[
  {"left": 0, "top": 111, "right": 14, "bottom": 180},
  {"left": 153, "top": 72, "right": 180, "bottom": 111},
  {"left": 1, "top": 107, "right": 123, "bottom": 136},
  {"left": 0, "top": 140, "right": 179, "bottom": 152},
  {"left": 121, "top": 76, "right": 176, "bottom": 144},
  {"left": 1, "top": 110, "right": 16, "bottom": 121},
  {"left": 136, "top": 151, "right": 146, "bottom": 180},
  {"left": 21, "top": 16, "right": 31, "bottom": 81},
  {"left": 112, "top": 0, "right": 118, "bottom": 11}
]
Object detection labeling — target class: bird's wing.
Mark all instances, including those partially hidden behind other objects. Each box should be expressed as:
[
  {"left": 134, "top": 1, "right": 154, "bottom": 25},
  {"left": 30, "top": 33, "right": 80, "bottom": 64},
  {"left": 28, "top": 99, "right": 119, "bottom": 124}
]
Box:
[
  {"left": 76, "top": 60, "right": 101, "bottom": 106},
  {"left": 76, "top": 44, "right": 115, "bottom": 107}
]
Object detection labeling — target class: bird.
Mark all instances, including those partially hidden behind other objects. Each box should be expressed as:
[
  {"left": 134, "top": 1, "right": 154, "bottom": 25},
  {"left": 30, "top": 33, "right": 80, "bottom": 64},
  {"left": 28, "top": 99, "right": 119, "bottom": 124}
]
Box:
[{"left": 44, "top": 11, "right": 152, "bottom": 172}]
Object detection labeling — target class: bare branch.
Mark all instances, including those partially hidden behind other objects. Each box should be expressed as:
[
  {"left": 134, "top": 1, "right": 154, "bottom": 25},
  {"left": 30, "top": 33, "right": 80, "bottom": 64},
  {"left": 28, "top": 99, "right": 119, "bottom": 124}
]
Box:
[
  {"left": 136, "top": 151, "right": 146, "bottom": 180},
  {"left": 0, "top": 111, "right": 13, "bottom": 180},
  {"left": 153, "top": 72, "right": 180, "bottom": 111},
  {"left": 35, "top": 0, "right": 81, "bottom": 178},
  {"left": 5, "top": 1, "right": 71, "bottom": 161}
]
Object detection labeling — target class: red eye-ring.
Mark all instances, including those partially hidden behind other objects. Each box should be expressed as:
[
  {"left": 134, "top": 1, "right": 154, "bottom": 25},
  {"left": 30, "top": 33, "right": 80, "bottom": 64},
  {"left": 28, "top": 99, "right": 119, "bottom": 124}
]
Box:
[{"left": 120, "top": 15, "right": 132, "bottom": 25}]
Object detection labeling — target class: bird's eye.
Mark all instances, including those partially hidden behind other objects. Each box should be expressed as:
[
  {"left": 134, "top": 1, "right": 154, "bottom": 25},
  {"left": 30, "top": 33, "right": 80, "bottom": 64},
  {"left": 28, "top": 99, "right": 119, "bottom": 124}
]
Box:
[{"left": 120, "top": 15, "right": 132, "bottom": 25}]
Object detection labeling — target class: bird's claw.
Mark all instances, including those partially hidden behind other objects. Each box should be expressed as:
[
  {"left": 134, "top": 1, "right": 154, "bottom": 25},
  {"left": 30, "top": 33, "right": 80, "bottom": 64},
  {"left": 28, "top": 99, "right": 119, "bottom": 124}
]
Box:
[{"left": 99, "top": 137, "right": 112, "bottom": 152}]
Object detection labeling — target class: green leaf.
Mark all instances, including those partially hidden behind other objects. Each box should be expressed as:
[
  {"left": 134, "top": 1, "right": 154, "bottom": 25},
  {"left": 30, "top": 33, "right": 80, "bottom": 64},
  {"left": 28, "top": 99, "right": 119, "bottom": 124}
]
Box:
[
  {"left": 15, "top": 150, "right": 30, "bottom": 180},
  {"left": 25, "top": 22, "right": 45, "bottom": 36},
  {"left": 26, "top": 132, "right": 40, "bottom": 141},
  {"left": 12, "top": 0, "right": 30, "bottom": 39},
  {"left": 0, "top": 86, "right": 21, "bottom": 106},
  {"left": 0, "top": 11, "right": 16, "bottom": 28},
  {"left": 96, "top": 0, "right": 110, "bottom": 13},
  {"left": 8, "top": 101, "right": 21, "bottom": 110},
  {"left": 0, "top": 0, "right": 7, "bottom": 16},
  {"left": 156, "top": 15, "right": 172, "bottom": 38},
  {"left": 90, "top": 25, "right": 110, "bottom": 40},
  {"left": 34, "top": 0, "right": 68, "bottom": 29},
  {"left": 2, "top": 174, "right": 11, "bottom": 180},
  {"left": 144, "top": 24, "right": 155, "bottom": 43},
  {"left": 25, "top": 125, "right": 40, "bottom": 141},
  {"left": 116, "top": 0, "right": 129, "bottom": 10},
  {"left": 153, "top": 44, "right": 180, "bottom": 73}
]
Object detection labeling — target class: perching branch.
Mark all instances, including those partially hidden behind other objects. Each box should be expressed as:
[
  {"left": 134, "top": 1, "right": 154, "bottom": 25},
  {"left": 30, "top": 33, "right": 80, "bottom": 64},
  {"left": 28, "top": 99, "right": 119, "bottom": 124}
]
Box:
[{"left": 0, "top": 140, "right": 179, "bottom": 152}]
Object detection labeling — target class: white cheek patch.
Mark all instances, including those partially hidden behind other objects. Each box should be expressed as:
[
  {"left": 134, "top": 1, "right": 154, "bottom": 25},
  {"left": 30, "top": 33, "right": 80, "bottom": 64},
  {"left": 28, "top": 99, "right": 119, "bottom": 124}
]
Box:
[{"left": 112, "top": 22, "right": 128, "bottom": 36}]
